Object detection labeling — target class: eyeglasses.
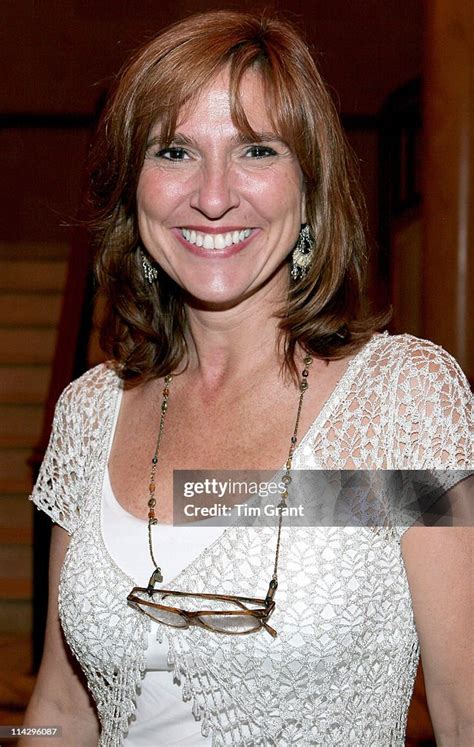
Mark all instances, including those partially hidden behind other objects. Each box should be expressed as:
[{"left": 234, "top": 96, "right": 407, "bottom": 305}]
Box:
[{"left": 127, "top": 580, "right": 278, "bottom": 638}]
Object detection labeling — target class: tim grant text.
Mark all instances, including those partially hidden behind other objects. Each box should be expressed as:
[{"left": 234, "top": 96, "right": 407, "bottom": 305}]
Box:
[{"left": 183, "top": 503, "right": 305, "bottom": 518}]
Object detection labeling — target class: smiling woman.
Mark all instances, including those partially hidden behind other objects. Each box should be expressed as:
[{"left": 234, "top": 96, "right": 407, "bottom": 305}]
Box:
[
  {"left": 136, "top": 69, "right": 306, "bottom": 307},
  {"left": 24, "top": 9, "right": 473, "bottom": 747},
  {"left": 89, "top": 9, "right": 374, "bottom": 382}
]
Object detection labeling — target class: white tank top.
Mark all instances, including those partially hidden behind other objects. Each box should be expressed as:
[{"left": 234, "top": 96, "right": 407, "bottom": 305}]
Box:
[{"left": 102, "top": 389, "right": 220, "bottom": 745}]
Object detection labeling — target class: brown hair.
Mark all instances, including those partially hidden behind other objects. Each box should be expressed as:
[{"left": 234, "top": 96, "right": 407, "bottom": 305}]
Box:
[{"left": 87, "top": 10, "right": 386, "bottom": 383}]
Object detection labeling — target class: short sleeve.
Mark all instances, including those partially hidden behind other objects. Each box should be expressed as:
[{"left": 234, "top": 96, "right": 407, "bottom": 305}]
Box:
[
  {"left": 392, "top": 339, "right": 473, "bottom": 469},
  {"left": 389, "top": 339, "right": 473, "bottom": 540},
  {"left": 29, "top": 383, "right": 84, "bottom": 535}
]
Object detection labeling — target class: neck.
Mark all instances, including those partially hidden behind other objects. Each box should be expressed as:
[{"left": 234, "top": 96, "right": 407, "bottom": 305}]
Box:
[{"left": 183, "top": 277, "right": 288, "bottom": 390}]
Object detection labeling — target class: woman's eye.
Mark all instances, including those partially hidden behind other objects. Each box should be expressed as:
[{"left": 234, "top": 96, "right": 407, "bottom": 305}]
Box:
[
  {"left": 244, "top": 145, "right": 277, "bottom": 159},
  {"left": 155, "top": 147, "right": 189, "bottom": 161}
]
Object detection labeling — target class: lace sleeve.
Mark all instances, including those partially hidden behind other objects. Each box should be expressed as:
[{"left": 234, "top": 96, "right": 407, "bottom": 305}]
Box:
[
  {"left": 392, "top": 338, "right": 473, "bottom": 469},
  {"left": 29, "top": 382, "right": 84, "bottom": 535}
]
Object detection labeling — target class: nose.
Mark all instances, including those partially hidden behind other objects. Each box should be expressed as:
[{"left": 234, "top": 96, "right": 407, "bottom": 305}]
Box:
[{"left": 190, "top": 161, "right": 239, "bottom": 219}]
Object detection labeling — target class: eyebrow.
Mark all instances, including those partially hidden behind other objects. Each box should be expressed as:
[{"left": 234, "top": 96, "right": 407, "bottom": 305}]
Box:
[
  {"left": 146, "top": 131, "right": 286, "bottom": 148},
  {"left": 231, "top": 131, "right": 284, "bottom": 144}
]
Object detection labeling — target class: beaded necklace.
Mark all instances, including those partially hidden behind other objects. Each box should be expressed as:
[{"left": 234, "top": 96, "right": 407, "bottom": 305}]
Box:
[{"left": 145, "top": 357, "right": 312, "bottom": 587}]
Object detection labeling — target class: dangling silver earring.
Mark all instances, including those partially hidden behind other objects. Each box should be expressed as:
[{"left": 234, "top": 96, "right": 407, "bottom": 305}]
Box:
[
  {"left": 140, "top": 250, "right": 158, "bottom": 284},
  {"left": 291, "top": 224, "right": 314, "bottom": 281}
]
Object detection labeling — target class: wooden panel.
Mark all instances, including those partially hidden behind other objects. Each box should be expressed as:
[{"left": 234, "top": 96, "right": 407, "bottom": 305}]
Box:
[
  {"left": 0, "top": 600, "right": 32, "bottom": 634},
  {"left": 0, "top": 632, "right": 33, "bottom": 726},
  {"left": 423, "top": 0, "right": 474, "bottom": 379},
  {"left": 0, "top": 405, "right": 43, "bottom": 448},
  {"left": 0, "top": 366, "right": 50, "bottom": 404},
  {"left": 0, "top": 293, "right": 62, "bottom": 327},
  {"left": 0, "top": 527, "right": 32, "bottom": 544},
  {"left": 0, "top": 496, "right": 32, "bottom": 543},
  {"left": 0, "top": 449, "right": 32, "bottom": 494},
  {"left": 0, "top": 261, "right": 67, "bottom": 293},
  {"left": 0, "top": 545, "right": 31, "bottom": 579},
  {"left": 0, "top": 578, "right": 32, "bottom": 599},
  {"left": 0, "top": 632, "right": 32, "bottom": 674},
  {"left": 0, "top": 329, "right": 56, "bottom": 365},
  {"left": 390, "top": 214, "right": 422, "bottom": 336},
  {"left": 0, "top": 242, "right": 69, "bottom": 261},
  {"left": 0, "top": 246, "right": 65, "bottom": 657},
  {"left": 87, "top": 293, "right": 107, "bottom": 366}
]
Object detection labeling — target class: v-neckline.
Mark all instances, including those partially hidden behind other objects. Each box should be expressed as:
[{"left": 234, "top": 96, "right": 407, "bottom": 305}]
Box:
[
  {"left": 293, "top": 332, "right": 386, "bottom": 460},
  {"left": 95, "top": 331, "right": 385, "bottom": 590},
  {"left": 106, "top": 332, "right": 385, "bottom": 524}
]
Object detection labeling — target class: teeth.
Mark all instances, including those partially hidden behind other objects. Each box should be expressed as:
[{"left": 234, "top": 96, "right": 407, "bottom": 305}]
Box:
[{"left": 182, "top": 228, "right": 251, "bottom": 249}]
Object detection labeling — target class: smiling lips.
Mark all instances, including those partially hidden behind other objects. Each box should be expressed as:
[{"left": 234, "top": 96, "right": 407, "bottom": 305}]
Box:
[{"left": 181, "top": 227, "right": 252, "bottom": 250}]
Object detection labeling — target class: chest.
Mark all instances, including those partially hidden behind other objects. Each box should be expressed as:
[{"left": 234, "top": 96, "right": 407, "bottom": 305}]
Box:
[{"left": 108, "top": 367, "right": 346, "bottom": 522}]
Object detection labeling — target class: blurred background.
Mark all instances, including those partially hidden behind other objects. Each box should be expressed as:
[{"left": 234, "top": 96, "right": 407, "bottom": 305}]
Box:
[{"left": 0, "top": 1, "right": 472, "bottom": 744}]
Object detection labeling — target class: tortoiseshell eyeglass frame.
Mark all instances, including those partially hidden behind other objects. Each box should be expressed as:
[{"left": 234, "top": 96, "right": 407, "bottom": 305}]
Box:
[{"left": 127, "top": 582, "right": 278, "bottom": 638}]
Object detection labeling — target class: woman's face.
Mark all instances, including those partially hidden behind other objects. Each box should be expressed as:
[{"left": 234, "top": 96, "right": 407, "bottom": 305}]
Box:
[{"left": 137, "top": 67, "right": 306, "bottom": 308}]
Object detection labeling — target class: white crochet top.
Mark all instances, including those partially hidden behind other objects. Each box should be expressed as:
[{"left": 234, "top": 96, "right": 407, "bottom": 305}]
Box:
[
  {"left": 102, "top": 461, "right": 220, "bottom": 745},
  {"left": 30, "top": 333, "right": 473, "bottom": 746}
]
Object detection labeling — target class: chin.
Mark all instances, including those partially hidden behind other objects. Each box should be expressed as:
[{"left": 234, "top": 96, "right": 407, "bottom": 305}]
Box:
[
  {"left": 172, "top": 269, "right": 253, "bottom": 307},
  {"left": 183, "top": 287, "right": 250, "bottom": 311}
]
